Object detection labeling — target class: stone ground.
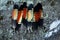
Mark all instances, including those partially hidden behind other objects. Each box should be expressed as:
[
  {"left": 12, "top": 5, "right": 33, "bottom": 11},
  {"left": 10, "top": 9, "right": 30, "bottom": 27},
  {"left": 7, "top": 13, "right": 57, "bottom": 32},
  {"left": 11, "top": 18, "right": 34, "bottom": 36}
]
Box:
[{"left": 0, "top": 0, "right": 60, "bottom": 40}]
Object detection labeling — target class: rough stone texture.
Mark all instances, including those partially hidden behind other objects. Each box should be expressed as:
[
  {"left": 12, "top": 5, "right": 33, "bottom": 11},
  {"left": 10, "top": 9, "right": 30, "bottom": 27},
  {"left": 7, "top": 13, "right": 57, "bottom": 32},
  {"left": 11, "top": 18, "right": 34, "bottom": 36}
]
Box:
[{"left": 0, "top": 0, "right": 60, "bottom": 40}]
